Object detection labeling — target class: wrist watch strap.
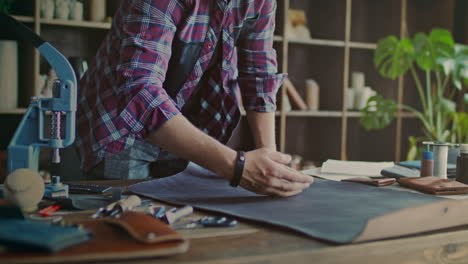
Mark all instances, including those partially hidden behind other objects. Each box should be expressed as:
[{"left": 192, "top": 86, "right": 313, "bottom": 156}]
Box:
[{"left": 230, "top": 151, "right": 245, "bottom": 187}]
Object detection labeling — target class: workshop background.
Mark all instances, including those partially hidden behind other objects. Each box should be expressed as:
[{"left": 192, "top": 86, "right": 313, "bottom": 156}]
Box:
[{"left": 0, "top": 0, "right": 467, "bottom": 182}]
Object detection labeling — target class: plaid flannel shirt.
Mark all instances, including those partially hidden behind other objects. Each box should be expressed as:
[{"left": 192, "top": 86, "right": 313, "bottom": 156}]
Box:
[{"left": 76, "top": 0, "right": 285, "bottom": 171}]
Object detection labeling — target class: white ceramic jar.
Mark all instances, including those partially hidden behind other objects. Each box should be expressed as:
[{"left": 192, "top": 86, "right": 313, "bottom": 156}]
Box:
[
  {"left": 70, "top": 0, "right": 84, "bottom": 21},
  {"left": 0, "top": 40, "right": 18, "bottom": 110},
  {"left": 55, "top": 0, "right": 70, "bottom": 20},
  {"left": 89, "top": 0, "right": 106, "bottom": 22},
  {"left": 40, "top": 0, "right": 55, "bottom": 19}
]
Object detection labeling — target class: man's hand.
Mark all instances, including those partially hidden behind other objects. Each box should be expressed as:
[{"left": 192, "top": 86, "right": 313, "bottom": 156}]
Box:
[{"left": 240, "top": 148, "right": 314, "bottom": 197}]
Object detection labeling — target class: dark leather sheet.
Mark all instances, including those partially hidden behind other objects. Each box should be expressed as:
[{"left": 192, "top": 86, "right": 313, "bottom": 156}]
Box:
[{"left": 129, "top": 164, "right": 444, "bottom": 243}]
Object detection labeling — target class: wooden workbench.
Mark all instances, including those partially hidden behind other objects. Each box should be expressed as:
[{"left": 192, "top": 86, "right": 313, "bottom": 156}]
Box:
[{"left": 55, "top": 180, "right": 468, "bottom": 264}]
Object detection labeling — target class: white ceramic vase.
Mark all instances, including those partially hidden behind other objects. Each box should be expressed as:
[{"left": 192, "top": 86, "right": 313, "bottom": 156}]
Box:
[
  {"left": 70, "top": 1, "right": 84, "bottom": 21},
  {"left": 305, "top": 79, "right": 319, "bottom": 110},
  {"left": 89, "top": 0, "right": 106, "bottom": 22},
  {"left": 40, "top": 0, "right": 55, "bottom": 19},
  {"left": 346, "top": 88, "right": 355, "bottom": 110},
  {"left": 351, "top": 72, "right": 365, "bottom": 89},
  {"left": 354, "top": 87, "right": 376, "bottom": 110},
  {"left": 55, "top": 0, "right": 70, "bottom": 20},
  {"left": 0, "top": 41, "right": 18, "bottom": 111}
]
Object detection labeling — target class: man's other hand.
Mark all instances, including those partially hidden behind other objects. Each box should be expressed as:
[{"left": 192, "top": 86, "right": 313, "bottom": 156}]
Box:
[{"left": 240, "top": 148, "right": 314, "bottom": 197}]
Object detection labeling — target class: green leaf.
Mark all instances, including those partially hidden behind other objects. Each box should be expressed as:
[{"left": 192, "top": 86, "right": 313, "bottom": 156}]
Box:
[
  {"left": 429, "top": 28, "right": 455, "bottom": 46},
  {"left": 458, "top": 56, "right": 468, "bottom": 87},
  {"left": 459, "top": 113, "right": 468, "bottom": 143},
  {"left": 453, "top": 76, "right": 463, "bottom": 90},
  {"left": 441, "top": 130, "right": 451, "bottom": 142},
  {"left": 406, "top": 136, "right": 422, "bottom": 161},
  {"left": 413, "top": 29, "right": 454, "bottom": 71},
  {"left": 374, "top": 36, "right": 414, "bottom": 79},
  {"left": 413, "top": 33, "right": 432, "bottom": 70},
  {"left": 436, "top": 57, "right": 455, "bottom": 76},
  {"left": 439, "top": 97, "right": 456, "bottom": 113},
  {"left": 360, "top": 95, "right": 397, "bottom": 130},
  {"left": 462, "top": 67, "right": 468, "bottom": 86},
  {"left": 453, "top": 112, "right": 468, "bottom": 143},
  {"left": 453, "top": 45, "right": 468, "bottom": 89}
]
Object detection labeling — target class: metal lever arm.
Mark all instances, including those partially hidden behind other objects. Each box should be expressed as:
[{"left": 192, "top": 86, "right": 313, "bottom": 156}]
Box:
[{"left": 2, "top": 14, "right": 77, "bottom": 173}]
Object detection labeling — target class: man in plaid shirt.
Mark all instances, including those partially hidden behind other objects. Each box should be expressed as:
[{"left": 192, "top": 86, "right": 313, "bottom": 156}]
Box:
[{"left": 76, "top": 0, "right": 313, "bottom": 196}]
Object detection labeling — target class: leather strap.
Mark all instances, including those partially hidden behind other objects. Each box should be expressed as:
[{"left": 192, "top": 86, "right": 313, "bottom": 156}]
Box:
[
  {"left": 99, "top": 211, "right": 184, "bottom": 244},
  {"left": 0, "top": 211, "right": 189, "bottom": 262}
]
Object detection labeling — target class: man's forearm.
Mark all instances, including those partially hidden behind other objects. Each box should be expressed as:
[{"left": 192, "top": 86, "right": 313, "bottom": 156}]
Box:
[
  {"left": 246, "top": 111, "right": 276, "bottom": 150},
  {"left": 146, "top": 112, "right": 312, "bottom": 197},
  {"left": 146, "top": 114, "right": 236, "bottom": 180}
]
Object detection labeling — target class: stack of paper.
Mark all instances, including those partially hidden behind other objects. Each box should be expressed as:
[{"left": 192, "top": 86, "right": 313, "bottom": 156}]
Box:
[{"left": 303, "top": 159, "right": 395, "bottom": 181}]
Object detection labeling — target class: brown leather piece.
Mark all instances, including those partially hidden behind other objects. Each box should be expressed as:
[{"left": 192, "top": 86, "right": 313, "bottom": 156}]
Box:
[
  {"left": 100, "top": 211, "right": 183, "bottom": 244},
  {"left": 341, "top": 177, "right": 396, "bottom": 187},
  {"left": 0, "top": 212, "right": 189, "bottom": 263},
  {"left": 397, "top": 176, "right": 468, "bottom": 195}
]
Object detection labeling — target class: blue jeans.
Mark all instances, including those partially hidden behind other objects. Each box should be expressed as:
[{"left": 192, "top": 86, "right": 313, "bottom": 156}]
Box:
[{"left": 88, "top": 139, "right": 188, "bottom": 180}]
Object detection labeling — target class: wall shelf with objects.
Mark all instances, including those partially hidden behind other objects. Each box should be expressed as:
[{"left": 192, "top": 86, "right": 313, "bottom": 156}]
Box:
[
  {"left": 288, "top": 38, "right": 346, "bottom": 47},
  {"left": 286, "top": 110, "right": 356, "bottom": 118},
  {"left": 282, "top": 110, "right": 418, "bottom": 119},
  {"left": 0, "top": 0, "right": 121, "bottom": 112},
  {"left": 273, "top": 0, "right": 466, "bottom": 169},
  {"left": 0, "top": 0, "right": 466, "bottom": 176},
  {"left": 0, "top": 0, "right": 121, "bottom": 177}
]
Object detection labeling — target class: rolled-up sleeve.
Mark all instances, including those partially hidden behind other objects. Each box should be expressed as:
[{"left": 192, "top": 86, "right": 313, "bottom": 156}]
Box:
[
  {"left": 237, "top": 0, "right": 286, "bottom": 112},
  {"left": 114, "top": 0, "right": 184, "bottom": 139}
]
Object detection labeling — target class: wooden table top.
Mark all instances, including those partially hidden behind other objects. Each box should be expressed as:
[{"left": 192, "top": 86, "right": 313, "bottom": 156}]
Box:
[{"left": 58, "top": 179, "right": 468, "bottom": 264}]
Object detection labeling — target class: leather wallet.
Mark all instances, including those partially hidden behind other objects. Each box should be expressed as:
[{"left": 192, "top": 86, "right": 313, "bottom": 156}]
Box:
[
  {"left": 342, "top": 177, "right": 396, "bottom": 187},
  {"left": 0, "top": 219, "right": 91, "bottom": 252},
  {"left": 397, "top": 177, "right": 468, "bottom": 195},
  {"left": 0, "top": 211, "right": 189, "bottom": 263}
]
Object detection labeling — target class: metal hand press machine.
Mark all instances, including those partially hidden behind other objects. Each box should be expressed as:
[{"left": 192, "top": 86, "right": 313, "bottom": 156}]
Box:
[{"left": 1, "top": 14, "right": 77, "bottom": 180}]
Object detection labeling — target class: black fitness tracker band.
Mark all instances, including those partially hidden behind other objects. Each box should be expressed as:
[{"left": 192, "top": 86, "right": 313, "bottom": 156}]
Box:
[{"left": 230, "top": 151, "right": 245, "bottom": 187}]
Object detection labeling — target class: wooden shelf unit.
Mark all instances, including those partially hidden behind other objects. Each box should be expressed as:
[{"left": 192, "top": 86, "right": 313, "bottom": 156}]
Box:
[
  {"left": 39, "top": 18, "right": 111, "bottom": 29},
  {"left": 11, "top": 15, "right": 34, "bottom": 23},
  {"left": 2, "top": 0, "right": 463, "bottom": 165},
  {"left": 275, "top": 0, "right": 460, "bottom": 163},
  {"left": 0, "top": 0, "right": 118, "bottom": 114},
  {"left": 0, "top": 108, "right": 28, "bottom": 115}
]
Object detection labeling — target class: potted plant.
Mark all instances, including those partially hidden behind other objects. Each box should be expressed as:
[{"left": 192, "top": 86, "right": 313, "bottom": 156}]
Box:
[{"left": 360, "top": 28, "right": 468, "bottom": 160}]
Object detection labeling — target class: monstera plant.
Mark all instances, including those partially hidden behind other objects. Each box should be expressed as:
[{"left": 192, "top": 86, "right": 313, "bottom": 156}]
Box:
[{"left": 360, "top": 28, "right": 468, "bottom": 160}]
